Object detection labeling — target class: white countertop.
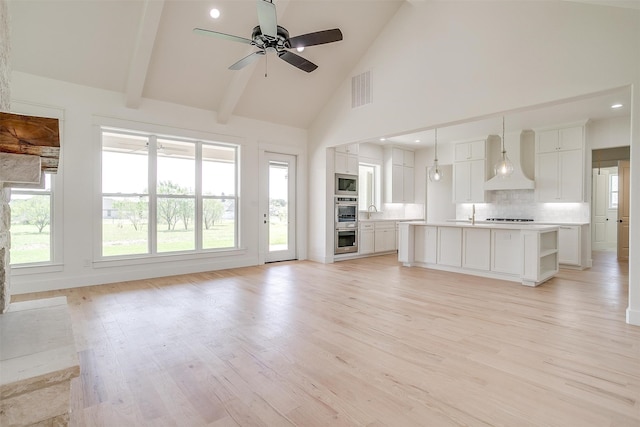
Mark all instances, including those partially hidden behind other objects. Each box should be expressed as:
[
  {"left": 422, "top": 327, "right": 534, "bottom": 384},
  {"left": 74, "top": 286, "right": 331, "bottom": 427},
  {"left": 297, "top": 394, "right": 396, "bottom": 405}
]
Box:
[
  {"left": 359, "top": 218, "right": 422, "bottom": 222},
  {"left": 447, "top": 219, "right": 589, "bottom": 226},
  {"left": 400, "top": 220, "right": 559, "bottom": 231}
]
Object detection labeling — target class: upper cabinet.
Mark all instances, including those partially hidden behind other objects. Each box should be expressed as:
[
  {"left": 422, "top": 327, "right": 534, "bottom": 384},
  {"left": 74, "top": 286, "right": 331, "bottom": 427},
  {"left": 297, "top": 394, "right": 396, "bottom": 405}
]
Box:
[
  {"left": 535, "top": 124, "right": 585, "bottom": 202},
  {"left": 536, "top": 126, "right": 583, "bottom": 153},
  {"left": 335, "top": 143, "right": 359, "bottom": 175},
  {"left": 384, "top": 147, "right": 414, "bottom": 203},
  {"left": 454, "top": 139, "right": 486, "bottom": 162},
  {"left": 453, "top": 139, "right": 486, "bottom": 203}
]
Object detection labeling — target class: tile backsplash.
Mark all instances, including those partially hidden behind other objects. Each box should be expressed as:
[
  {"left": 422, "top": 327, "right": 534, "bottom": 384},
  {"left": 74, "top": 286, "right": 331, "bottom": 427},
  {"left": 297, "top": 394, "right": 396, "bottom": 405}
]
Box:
[
  {"left": 456, "top": 190, "right": 590, "bottom": 223},
  {"left": 361, "top": 203, "right": 424, "bottom": 220}
]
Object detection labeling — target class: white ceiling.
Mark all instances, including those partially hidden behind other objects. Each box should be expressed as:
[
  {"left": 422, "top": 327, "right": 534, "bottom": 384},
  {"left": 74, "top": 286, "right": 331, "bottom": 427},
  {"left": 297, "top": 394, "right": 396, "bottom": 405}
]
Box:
[
  {"left": 7, "top": 0, "right": 634, "bottom": 142},
  {"left": 8, "top": 0, "right": 404, "bottom": 129}
]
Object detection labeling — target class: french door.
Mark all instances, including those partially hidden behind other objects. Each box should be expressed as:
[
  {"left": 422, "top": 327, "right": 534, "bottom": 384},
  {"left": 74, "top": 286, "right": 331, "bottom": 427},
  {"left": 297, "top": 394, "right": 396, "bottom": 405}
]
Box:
[{"left": 263, "top": 152, "right": 297, "bottom": 262}]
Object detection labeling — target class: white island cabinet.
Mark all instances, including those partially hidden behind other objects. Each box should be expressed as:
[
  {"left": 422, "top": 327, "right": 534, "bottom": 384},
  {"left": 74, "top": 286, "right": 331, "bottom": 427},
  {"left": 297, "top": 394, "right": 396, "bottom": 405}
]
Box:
[{"left": 398, "top": 221, "right": 559, "bottom": 287}]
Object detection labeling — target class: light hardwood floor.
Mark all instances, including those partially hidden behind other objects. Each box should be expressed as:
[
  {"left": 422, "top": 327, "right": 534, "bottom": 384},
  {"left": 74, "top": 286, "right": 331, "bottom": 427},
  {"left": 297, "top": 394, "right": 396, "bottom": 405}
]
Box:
[{"left": 13, "top": 251, "right": 639, "bottom": 426}]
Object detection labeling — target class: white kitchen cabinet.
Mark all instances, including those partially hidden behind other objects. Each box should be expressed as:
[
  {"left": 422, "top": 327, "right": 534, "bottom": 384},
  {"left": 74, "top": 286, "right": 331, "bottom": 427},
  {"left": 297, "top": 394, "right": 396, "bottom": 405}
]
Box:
[
  {"left": 437, "top": 227, "right": 462, "bottom": 267},
  {"left": 558, "top": 225, "right": 580, "bottom": 265},
  {"left": 453, "top": 159, "right": 486, "bottom": 203},
  {"left": 522, "top": 228, "right": 559, "bottom": 286},
  {"left": 359, "top": 223, "right": 375, "bottom": 255},
  {"left": 536, "top": 126, "right": 583, "bottom": 153},
  {"left": 415, "top": 225, "right": 437, "bottom": 264},
  {"left": 375, "top": 222, "right": 396, "bottom": 253},
  {"left": 535, "top": 124, "right": 584, "bottom": 202},
  {"left": 335, "top": 151, "right": 359, "bottom": 175},
  {"left": 463, "top": 228, "right": 490, "bottom": 271},
  {"left": 385, "top": 147, "right": 414, "bottom": 203},
  {"left": 454, "top": 139, "right": 485, "bottom": 162},
  {"left": 491, "top": 229, "right": 522, "bottom": 275}
]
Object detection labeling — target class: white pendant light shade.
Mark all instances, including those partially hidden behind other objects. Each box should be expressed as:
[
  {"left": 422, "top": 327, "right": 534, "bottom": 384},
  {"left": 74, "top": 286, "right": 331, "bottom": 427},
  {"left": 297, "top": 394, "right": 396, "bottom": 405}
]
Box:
[
  {"left": 494, "top": 117, "right": 514, "bottom": 178},
  {"left": 429, "top": 128, "right": 442, "bottom": 182},
  {"left": 428, "top": 164, "right": 442, "bottom": 182}
]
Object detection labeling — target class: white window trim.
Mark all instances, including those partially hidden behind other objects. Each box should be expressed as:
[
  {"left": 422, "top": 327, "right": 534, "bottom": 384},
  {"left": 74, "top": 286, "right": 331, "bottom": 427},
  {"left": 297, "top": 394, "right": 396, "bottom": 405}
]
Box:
[
  {"left": 8, "top": 101, "right": 65, "bottom": 270},
  {"left": 97, "top": 125, "right": 241, "bottom": 262}
]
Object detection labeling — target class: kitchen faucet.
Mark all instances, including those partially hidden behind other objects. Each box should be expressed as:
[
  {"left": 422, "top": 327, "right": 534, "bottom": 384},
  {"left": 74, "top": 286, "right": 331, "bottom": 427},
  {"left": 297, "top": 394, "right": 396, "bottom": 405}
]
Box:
[{"left": 367, "top": 204, "right": 378, "bottom": 220}]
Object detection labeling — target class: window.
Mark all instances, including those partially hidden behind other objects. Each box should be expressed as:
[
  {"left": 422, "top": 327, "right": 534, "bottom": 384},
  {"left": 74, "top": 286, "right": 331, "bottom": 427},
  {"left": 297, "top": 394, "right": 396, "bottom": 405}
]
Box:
[
  {"left": 101, "top": 128, "right": 238, "bottom": 258},
  {"left": 609, "top": 174, "right": 619, "bottom": 209},
  {"left": 9, "top": 174, "right": 53, "bottom": 265},
  {"left": 358, "top": 163, "right": 380, "bottom": 211}
]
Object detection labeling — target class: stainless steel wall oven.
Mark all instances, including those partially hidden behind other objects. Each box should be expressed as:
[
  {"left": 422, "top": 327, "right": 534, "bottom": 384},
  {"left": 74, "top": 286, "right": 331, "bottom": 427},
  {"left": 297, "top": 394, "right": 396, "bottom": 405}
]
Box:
[{"left": 335, "top": 196, "right": 358, "bottom": 254}]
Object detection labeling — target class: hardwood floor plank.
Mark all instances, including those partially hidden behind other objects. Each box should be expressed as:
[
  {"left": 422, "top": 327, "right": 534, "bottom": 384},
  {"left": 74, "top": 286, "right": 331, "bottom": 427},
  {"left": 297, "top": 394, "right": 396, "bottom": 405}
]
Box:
[{"left": 12, "top": 251, "right": 638, "bottom": 426}]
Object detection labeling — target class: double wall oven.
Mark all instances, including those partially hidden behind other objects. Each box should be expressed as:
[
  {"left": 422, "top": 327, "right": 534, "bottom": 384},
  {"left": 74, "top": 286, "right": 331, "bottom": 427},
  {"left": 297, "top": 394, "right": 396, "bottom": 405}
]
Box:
[{"left": 335, "top": 173, "right": 358, "bottom": 254}]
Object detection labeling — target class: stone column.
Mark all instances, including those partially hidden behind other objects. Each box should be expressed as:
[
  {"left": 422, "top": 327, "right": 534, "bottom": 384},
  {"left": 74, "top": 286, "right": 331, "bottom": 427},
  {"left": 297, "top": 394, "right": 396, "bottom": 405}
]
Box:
[{"left": 1, "top": 0, "right": 12, "bottom": 313}]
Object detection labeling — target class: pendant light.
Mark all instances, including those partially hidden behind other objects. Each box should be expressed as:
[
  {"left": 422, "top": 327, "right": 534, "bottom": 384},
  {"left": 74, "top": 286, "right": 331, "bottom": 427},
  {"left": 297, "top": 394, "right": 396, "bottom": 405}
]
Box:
[
  {"left": 428, "top": 128, "right": 443, "bottom": 182},
  {"left": 494, "top": 116, "right": 514, "bottom": 178}
]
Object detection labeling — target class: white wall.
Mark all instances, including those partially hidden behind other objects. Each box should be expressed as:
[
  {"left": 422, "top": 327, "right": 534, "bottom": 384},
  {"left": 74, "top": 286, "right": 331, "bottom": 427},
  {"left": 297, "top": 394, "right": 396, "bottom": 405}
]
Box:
[
  {"left": 10, "top": 72, "right": 308, "bottom": 293},
  {"left": 307, "top": 1, "right": 640, "bottom": 325}
]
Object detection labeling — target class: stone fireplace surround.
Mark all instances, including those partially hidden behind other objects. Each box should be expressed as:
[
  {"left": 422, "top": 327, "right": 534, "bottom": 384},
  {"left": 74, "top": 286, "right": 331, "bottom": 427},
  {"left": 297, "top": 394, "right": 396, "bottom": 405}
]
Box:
[{"left": 0, "top": 2, "right": 79, "bottom": 425}]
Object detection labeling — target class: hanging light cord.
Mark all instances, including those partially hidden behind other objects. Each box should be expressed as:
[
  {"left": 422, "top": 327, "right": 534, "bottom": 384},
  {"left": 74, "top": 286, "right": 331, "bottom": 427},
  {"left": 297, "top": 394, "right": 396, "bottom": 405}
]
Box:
[{"left": 501, "top": 117, "right": 506, "bottom": 157}]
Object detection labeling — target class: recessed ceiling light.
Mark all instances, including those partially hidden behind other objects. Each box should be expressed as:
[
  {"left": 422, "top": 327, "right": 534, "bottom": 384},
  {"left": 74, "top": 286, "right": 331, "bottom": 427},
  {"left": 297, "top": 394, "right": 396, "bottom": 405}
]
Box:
[
  {"left": 414, "top": 139, "right": 420, "bottom": 143},
  {"left": 379, "top": 138, "right": 386, "bottom": 141},
  {"left": 611, "top": 103, "right": 623, "bottom": 109},
  {"left": 209, "top": 8, "right": 221, "bottom": 19}
]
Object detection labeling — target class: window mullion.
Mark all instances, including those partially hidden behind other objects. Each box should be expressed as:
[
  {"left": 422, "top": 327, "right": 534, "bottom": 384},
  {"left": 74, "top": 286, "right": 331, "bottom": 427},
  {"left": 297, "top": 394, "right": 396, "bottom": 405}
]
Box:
[
  {"left": 149, "top": 135, "right": 158, "bottom": 254},
  {"left": 195, "top": 142, "right": 203, "bottom": 251}
]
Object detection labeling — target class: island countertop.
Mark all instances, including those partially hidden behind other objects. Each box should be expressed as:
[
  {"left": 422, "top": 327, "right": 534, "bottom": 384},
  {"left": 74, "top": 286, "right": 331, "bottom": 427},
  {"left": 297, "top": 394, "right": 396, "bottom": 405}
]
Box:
[{"left": 399, "top": 220, "right": 559, "bottom": 232}]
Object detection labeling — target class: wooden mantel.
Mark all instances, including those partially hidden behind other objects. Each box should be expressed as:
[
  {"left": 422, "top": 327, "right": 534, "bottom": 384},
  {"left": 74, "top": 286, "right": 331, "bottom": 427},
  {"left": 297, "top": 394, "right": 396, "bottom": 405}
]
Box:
[{"left": 0, "top": 112, "right": 60, "bottom": 173}]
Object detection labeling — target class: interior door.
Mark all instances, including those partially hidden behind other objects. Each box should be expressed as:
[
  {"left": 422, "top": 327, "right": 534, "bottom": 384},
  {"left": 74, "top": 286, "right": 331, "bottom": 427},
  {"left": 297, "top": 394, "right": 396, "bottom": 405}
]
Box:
[
  {"left": 617, "top": 160, "right": 630, "bottom": 260},
  {"left": 591, "top": 168, "right": 609, "bottom": 250},
  {"left": 263, "top": 152, "right": 297, "bottom": 263}
]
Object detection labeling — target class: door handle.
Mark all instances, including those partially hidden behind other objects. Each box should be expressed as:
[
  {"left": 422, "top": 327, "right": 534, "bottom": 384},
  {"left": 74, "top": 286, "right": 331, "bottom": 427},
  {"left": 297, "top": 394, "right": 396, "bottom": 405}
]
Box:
[
  {"left": 618, "top": 219, "right": 623, "bottom": 223},
  {"left": 606, "top": 218, "right": 609, "bottom": 221}
]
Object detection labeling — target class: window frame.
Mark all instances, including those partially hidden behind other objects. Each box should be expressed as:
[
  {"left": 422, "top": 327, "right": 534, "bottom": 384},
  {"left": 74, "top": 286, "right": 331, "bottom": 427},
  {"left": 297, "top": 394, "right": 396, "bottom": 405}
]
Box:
[
  {"left": 99, "top": 127, "right": 240, "bottom": 261},
  {"left": 8, "top": 102, "right": 64, "bottom": 273}
]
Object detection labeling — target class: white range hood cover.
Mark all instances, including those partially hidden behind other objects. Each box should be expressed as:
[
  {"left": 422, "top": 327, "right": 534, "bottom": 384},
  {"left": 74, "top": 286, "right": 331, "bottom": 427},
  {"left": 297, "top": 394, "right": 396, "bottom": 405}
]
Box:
[
  {"left": 484, "top": 130, "right": 535, "bottom": 191},
  {"left": 484, "top": 167, "right": 535, "bottom": 190}
]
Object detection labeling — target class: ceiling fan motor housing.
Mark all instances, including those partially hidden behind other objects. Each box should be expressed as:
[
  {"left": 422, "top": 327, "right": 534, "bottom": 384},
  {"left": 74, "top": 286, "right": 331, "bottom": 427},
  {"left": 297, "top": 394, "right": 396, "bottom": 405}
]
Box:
[{"left": 251, "top": 25, "right": 291, "bottom": 51}]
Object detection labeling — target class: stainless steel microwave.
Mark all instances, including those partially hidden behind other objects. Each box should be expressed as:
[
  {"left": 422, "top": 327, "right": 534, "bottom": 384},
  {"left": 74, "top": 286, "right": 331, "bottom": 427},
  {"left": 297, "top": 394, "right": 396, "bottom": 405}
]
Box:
[{"left": 335, "top": 173, "right": 358, "bottom": 196}]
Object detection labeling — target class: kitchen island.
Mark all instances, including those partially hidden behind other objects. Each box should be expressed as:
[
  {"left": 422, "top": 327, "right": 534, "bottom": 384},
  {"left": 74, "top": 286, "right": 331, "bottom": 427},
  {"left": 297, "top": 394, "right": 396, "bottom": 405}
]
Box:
[{"left": 398, "top": 221, "right": 559, "bottom": 286}]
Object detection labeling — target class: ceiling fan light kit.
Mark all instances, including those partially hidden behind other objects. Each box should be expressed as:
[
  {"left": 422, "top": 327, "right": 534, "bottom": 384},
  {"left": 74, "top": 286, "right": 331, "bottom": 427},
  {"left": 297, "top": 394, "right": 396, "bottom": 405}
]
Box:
[{"left": 194, "top": 0, "right": 343, "bottom": 73}]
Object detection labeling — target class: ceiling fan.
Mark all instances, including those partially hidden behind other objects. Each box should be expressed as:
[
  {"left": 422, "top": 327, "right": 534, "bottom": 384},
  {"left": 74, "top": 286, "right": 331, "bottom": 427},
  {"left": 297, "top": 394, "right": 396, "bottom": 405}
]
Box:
[{"left": 193, "top": 0, "right": 343, "bottom": 73}]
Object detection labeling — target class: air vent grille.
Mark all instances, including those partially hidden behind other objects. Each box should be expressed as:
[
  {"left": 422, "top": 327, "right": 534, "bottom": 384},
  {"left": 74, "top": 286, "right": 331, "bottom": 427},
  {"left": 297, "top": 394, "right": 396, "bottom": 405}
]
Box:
[{"left": 351, "top": 71, "right": 372, "bottom": 108}]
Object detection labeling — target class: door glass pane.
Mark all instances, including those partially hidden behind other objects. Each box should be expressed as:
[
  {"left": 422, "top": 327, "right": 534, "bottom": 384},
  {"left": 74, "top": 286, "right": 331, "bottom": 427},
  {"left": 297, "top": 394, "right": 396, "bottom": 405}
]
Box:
[{"left": 269, "top": 161, "right": 289, "bottom": 252}]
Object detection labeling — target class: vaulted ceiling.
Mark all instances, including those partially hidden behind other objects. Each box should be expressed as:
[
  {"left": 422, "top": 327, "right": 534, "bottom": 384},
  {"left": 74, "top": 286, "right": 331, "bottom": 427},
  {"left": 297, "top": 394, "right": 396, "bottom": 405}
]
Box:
[
  {"left": 8, "top": 0, "right": 637, "bottom": 143},
  {"left": 8, "top": 0, "right": 404, "bottom": 129}
]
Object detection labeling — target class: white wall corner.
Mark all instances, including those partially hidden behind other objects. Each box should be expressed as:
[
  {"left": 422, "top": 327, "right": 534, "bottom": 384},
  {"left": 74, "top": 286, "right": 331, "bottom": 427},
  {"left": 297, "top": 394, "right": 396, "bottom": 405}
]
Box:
[
  {"left": 626, "top": 307, "right": 640, "bottom": 327},
  {"left": 0, "top": 153, "right": 41, "bottom": 184}
]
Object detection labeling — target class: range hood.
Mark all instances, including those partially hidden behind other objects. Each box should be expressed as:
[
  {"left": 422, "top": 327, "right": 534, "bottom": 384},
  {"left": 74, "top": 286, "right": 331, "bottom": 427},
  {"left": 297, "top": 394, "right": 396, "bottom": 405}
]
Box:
[{"left": 484, "top": 130, "right": 535, "bottom": 191}]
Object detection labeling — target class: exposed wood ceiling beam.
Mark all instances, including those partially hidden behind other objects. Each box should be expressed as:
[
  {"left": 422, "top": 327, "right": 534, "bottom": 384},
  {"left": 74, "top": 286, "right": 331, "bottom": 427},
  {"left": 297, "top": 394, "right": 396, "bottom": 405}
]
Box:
[
  {"left": 124, "top": 0, "right": 165, "bottom": 109},
  {"left": 217, "top": 0, "right": 290, "bottom": 124}
]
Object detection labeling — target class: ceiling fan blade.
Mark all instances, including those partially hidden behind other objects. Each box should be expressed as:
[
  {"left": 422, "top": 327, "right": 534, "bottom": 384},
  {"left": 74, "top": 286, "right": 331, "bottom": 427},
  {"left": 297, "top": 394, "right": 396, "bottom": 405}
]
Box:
[
  {"left": 278, "top": 51, "right": 318, "bottom": 73},
  {"left": 193, "top": 28, "right": 253, "bottom": 45},
  {"left": 256, "top": 0, "right": 277, "bottom": 38},
  {"left": 288, "top": 29, "right": 343, "bottom": 49},
  {"left": 229, "top": 51, "right": 265, "bottom": 70}
]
